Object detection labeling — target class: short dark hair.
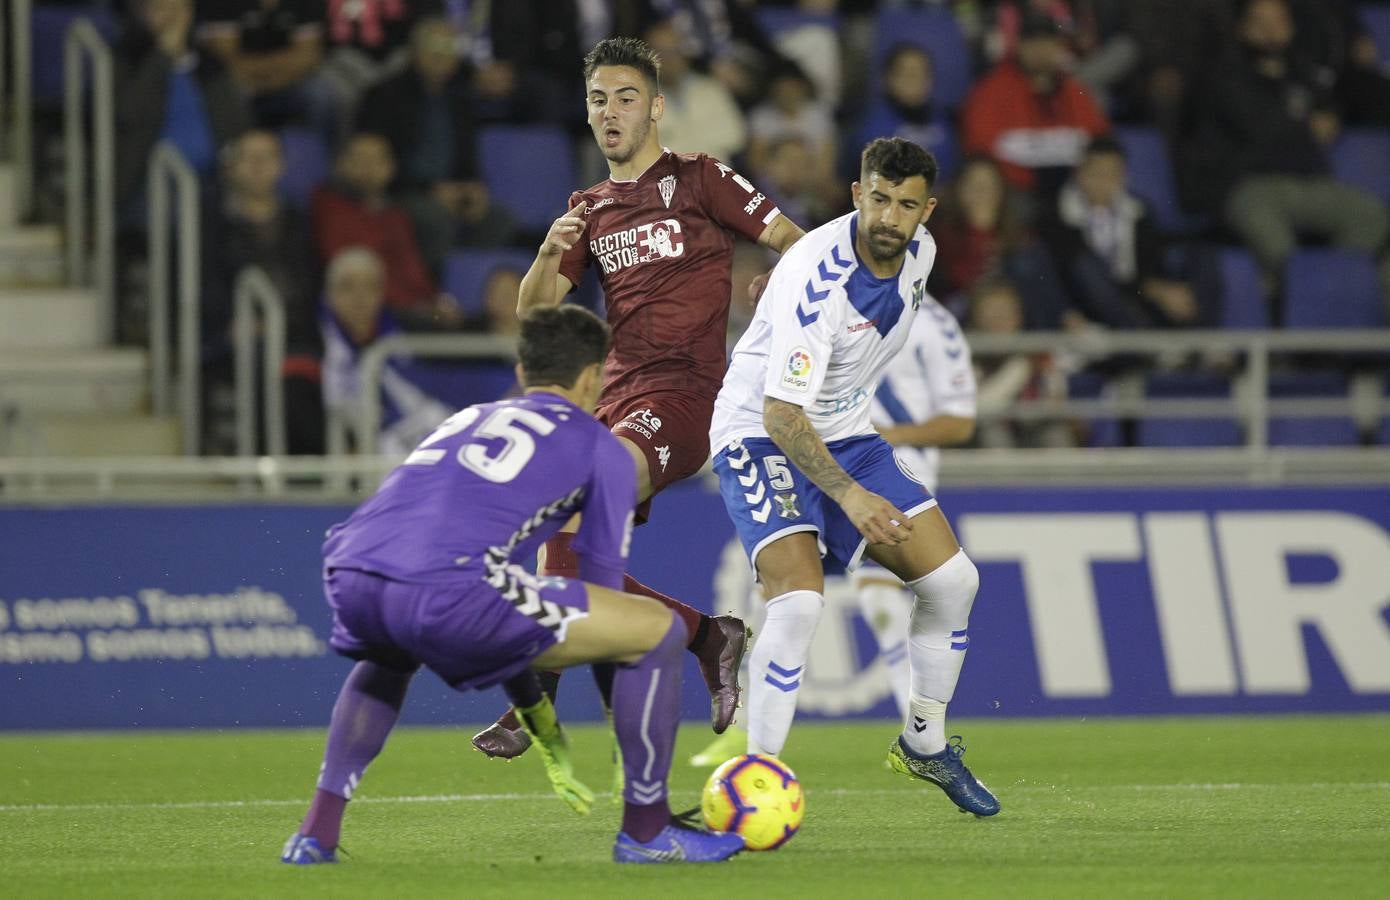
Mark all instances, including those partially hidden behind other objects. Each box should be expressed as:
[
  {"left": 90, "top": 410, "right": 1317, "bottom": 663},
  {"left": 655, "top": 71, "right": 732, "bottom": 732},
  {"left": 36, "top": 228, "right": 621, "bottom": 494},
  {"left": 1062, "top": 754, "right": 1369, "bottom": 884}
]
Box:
[
  {"left": 583, "top": 37, "right": 661, "bottom": 94},
  {"left": 860, "top": 137, "right": 939, "bottom": 190},
  {"left": 1083, "top": 134, "right": 1126, "bottom": 162},
  {"left": 518, "top": 306, "right": 611, "bottom": 388}
]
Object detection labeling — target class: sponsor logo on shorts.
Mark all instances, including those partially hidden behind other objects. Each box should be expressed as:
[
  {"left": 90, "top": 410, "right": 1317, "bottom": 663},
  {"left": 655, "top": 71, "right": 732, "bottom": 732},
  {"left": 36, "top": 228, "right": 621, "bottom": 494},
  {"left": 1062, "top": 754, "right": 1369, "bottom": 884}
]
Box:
[
  {"left": 615, "top": 407, "right": 664, "bottom": 441},
  {"left": 782, "top": 348, "right": 813, "bottom": 393}
]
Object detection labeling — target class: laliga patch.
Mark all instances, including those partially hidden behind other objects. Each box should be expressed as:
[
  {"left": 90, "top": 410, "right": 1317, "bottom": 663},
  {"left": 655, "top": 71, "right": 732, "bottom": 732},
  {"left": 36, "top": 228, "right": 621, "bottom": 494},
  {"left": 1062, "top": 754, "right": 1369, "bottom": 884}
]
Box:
[{"left": 781, "top": 347, "right": 813, "bottom": 393}]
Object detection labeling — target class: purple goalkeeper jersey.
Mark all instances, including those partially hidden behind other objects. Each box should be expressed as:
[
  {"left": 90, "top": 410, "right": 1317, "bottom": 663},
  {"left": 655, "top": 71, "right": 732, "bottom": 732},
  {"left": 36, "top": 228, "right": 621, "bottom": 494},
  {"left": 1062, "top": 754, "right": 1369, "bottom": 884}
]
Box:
[{"left": 323, "top": 391, "right": 636, "bottom": 589}]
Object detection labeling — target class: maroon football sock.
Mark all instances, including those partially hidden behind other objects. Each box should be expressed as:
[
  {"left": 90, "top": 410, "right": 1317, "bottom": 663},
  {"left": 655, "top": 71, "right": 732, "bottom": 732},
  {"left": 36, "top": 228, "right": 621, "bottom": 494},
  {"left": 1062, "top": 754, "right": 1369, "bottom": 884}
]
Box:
[{"left": 622, "top": 573, "right": 708, "bottom": 651}]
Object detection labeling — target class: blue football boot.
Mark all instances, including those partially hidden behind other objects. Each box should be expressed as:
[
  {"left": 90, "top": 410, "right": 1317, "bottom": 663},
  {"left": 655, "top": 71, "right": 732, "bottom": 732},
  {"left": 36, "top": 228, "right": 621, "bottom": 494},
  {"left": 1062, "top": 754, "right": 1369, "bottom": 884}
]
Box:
[
  {"left": 281, "top": 833, "right": 338, "bottom": 864},
  {"left": 887, "top": 734, "right": 1001, "bottom": 817},
  {"left": 613, "top": 823, "right": 745, "bottom": 863}
]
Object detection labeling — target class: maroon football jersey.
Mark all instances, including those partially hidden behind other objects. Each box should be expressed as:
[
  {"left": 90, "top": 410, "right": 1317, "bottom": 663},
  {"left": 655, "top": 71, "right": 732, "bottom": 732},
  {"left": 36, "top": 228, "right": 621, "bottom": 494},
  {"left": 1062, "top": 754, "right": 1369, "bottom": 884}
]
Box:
[{"left": 559, "top": 151, "right": 779, "bottom": 406}]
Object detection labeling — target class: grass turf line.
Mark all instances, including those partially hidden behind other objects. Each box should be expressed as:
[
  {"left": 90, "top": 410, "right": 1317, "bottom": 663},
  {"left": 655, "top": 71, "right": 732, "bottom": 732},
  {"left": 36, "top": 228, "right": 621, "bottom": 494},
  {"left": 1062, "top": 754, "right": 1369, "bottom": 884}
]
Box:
[{"left": 1, "top": 716, "right": 1388, "bottom": 899}]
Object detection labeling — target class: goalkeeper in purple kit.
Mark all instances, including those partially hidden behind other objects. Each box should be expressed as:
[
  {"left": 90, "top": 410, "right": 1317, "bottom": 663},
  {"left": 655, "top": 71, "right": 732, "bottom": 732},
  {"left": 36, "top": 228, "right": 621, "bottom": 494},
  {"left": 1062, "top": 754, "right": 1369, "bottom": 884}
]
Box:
[{"left": 281, "top": 306, "right": 743, "bottom": 865}]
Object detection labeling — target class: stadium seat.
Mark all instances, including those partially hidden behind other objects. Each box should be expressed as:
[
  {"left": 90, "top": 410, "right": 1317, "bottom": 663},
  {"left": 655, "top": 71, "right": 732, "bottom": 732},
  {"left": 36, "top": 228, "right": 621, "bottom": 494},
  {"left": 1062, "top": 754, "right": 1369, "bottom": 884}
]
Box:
[
  {"left": 1284, "top": 249, "right": 1385, "bottom": 329},
  {"left": 1068, "top": 371, "right": 1122, "bottom": 447},
  {"left": 441, "top": 248, "right": 535, "bottom": 317},
  {"left": 1330, "top": 128, "right": 1390, "bottom": 205},
  {"left": 756, "top": 8, "right": 839, "bottom": 37},
  {"left": 276, "top": 127, "right": 330, "bottom": 210},
  {"left": 1114, "top": 127, "right": 1189, "bottom": 235},
  {"left": 31, "top": 6, "right": 121, "bottom": 103},
  {"left": 1267, "top": 371, "right": 1361, "bottom": 447},
  {"left": 1218, "top": 247, "right": 1269, "bottom": 328},
  {"left": 871, "top": 9, "right": 973, "bottom": 110},
  {"left": 1137, "top": 372, "right": 1242, "bottom": 447},
  {"left": 1363, "top": 4, "right": 1390, "bottom": 65},
  {"left": 478, "top": 126, "right": 576, "bottom": 233}
]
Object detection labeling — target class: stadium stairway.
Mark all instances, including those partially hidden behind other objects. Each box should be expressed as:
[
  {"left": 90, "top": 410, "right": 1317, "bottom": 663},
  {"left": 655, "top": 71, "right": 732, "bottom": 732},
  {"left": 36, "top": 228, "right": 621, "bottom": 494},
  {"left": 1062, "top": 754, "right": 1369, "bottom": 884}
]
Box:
[{"left": 0, "top": 160, "right": 179, "bottom": 458}]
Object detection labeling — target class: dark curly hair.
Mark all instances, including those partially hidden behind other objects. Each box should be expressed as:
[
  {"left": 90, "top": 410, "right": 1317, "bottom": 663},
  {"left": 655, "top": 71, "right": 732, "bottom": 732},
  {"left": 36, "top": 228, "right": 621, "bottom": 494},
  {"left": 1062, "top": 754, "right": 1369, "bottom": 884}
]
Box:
[{"left": 860, "top": 137, "right": 939, "bottom": 190}]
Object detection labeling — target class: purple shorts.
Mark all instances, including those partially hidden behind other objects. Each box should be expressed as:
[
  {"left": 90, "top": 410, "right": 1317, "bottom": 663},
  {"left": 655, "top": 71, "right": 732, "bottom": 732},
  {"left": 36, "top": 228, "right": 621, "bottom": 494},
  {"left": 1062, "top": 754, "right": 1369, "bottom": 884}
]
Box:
[{"left": 324, "top": 564, "right": 590, "bottom": 691}]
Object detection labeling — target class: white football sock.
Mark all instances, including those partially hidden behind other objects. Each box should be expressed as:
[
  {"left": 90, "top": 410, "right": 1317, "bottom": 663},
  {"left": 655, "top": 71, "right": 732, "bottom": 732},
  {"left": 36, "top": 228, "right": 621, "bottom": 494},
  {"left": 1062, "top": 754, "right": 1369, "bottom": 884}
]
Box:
[
  {"left": 854, "top": 578, "right": 913, "bottom": 722},
  {"left": 901, "top": 549, "right": 979, "bottom": 756},
  {"left": 746, "top": 590, "right": 823, "bottom": 757}
]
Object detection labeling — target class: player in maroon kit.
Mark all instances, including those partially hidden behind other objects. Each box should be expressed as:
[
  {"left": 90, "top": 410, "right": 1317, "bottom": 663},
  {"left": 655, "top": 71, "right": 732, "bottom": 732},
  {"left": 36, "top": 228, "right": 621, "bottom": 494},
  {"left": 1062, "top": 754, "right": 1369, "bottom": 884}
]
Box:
[{"left": 471, "top": 37, "right": 805, "bottom": 759}]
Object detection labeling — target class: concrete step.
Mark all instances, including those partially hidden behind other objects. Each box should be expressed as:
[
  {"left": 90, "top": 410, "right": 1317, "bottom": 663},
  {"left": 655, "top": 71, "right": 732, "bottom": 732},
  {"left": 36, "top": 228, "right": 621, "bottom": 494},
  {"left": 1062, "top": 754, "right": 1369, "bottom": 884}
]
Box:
[
  {"left": 0, "top": 164, "right": 16, "bottom": 229},
  {"left": 0, "top": 286, "right": 103, "bottom": 350},
  {"left": 1, "top": 413, "right": 181, "bottom": 457},
  {"left": 0, "top": 225, "right": 66, "bottom": 286},
  {"left": 0, "top": 348, "right": 149, "bottom": 414}
]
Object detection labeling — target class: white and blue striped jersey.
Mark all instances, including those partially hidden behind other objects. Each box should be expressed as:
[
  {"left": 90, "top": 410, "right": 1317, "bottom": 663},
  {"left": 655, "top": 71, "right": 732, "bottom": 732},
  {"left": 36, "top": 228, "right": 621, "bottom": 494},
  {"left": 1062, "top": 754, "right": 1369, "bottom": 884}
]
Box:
[
  {"left": 871, "top": 297, "right": 976, "bottom": 494},
  {"left": 710, "top": 210, "right": 938, "bottom": 449}
]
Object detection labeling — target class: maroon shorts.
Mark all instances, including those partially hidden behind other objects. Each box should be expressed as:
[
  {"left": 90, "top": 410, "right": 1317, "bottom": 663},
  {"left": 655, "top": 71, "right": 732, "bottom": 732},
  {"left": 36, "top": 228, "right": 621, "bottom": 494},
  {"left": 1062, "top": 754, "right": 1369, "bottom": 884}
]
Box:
[{"left": 598, "top": 390, "right": 714, "bottom": 524}]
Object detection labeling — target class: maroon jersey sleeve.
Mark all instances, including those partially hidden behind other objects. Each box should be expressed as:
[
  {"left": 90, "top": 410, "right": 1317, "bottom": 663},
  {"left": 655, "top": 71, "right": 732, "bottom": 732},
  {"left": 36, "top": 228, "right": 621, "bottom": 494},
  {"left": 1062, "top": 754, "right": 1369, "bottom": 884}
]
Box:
[
  {"left": 697, "top": 156, "right": 781, "bottom": 245},
  {"left": 557, "top": 189, "right": 591, "bottom": 290}
]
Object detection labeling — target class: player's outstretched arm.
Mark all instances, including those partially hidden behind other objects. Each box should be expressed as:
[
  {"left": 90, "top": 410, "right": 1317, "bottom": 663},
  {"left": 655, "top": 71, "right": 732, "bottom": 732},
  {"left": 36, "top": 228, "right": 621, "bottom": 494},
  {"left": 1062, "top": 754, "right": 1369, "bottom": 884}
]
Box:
[
  {"left": 517, "top": 200, "right": 586, "bottom": 317},
  {"left": 763, "top": 397, "right": 911, "bottom": 545}
]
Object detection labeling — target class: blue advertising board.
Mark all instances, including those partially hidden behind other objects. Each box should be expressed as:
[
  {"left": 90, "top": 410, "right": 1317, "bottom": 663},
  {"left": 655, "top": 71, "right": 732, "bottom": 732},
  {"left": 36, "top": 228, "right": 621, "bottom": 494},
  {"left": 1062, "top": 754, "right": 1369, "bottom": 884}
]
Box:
[{"left": 2, "top": 479, "right": 1389, "bottom": 729}]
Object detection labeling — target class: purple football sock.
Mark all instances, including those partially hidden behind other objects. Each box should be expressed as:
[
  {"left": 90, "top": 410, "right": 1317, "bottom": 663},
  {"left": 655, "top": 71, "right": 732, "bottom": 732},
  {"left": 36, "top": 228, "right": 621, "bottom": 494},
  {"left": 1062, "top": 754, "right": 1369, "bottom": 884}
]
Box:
[
  {"left": 300, "top": 661, "right": 413, "bottom": 848},
  {"left": 613, "top": 616, "right": 688, "bottom": 842}
]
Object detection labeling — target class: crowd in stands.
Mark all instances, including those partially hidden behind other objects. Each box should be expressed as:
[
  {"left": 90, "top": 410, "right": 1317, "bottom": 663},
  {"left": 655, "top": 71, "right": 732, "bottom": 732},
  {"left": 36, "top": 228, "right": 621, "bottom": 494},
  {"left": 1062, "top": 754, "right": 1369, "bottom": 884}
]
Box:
[{"left": 34, "top": 0, "right": 1390, "bottom": 452}]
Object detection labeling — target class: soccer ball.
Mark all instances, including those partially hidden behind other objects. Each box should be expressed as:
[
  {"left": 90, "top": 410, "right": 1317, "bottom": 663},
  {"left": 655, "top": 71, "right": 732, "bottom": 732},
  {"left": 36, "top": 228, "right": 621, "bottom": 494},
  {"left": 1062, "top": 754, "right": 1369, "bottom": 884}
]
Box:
[{"left": 701, "top": 754, "right": 804, "bottom": 851}]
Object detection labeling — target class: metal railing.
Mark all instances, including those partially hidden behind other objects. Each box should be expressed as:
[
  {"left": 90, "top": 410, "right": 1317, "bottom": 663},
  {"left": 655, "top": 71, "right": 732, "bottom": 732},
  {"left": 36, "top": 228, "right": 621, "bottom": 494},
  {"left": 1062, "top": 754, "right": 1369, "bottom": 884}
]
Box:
[
  {"left": 147, "top": 141, "right": 203, "bottom": 456},
  {"left": 233, "top": 267, "right": 287, "bottom": 459},
  {"left": 63, "top": 16, "right": 115, "bottom": 337},
  {"left": 1, "top": 0, "right": 33, "bottom": 219},
  {"left": 347, "top": 332, "right": 517, "bottom": 451}
]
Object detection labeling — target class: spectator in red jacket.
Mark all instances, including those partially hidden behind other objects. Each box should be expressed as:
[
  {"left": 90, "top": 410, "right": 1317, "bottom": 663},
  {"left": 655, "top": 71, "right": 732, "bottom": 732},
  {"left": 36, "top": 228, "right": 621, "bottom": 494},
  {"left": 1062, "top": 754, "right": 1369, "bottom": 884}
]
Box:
[
  {"left": 960, "top": 11, "right": 1109, "bottom": 198},
  {"left": 311, "top": 131, "right": 462, "bottom": 330}
]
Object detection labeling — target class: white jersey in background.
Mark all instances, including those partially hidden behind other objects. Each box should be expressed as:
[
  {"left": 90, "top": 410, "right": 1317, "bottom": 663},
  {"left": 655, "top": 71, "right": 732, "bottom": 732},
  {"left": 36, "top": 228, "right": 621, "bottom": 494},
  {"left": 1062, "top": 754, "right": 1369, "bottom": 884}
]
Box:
[
  {"left": 869, "top": 297, "right": 976, "bottom": 494},
  {"left": 710, "top": 210, "right": 938, "bottom": 449}
]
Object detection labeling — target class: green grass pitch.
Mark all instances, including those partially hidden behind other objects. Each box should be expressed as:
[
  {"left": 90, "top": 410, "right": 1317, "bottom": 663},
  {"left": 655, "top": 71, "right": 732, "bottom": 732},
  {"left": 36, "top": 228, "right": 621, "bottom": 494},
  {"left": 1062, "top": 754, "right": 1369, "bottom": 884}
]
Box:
[{"left": 2, "top": 716, "right": 1388, "bottom": 898}]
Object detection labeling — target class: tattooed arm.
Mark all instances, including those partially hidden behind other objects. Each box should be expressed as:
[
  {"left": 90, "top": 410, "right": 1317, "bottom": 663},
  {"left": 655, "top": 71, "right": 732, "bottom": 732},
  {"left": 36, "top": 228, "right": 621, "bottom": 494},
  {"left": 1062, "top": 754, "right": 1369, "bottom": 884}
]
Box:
[{"left": 763, "top": 397, "right": 912, "bottom": 545}]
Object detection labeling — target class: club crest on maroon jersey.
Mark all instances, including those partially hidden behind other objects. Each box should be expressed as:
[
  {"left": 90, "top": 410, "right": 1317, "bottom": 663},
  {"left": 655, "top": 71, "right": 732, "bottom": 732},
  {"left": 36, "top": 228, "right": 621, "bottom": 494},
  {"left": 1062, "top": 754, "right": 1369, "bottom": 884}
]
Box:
[{"left": 659, "top": 174, "right": 677, "bottom": 209}]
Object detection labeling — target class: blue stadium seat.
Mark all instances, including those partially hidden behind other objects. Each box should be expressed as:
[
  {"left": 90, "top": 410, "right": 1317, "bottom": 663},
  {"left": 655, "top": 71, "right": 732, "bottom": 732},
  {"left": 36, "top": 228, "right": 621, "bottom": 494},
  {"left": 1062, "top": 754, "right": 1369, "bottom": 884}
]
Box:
[
  {"left": 478, "top": 126, "right": 576, "bottom": 232},
  {"left": 31, "top": 6, "right": 120, "bottom": 103},
  {"left": 1363, "top": 4, "right": 1390, "bottom": 65},
  {"left": 1218, "top": 247, "right": 1269, "bottom": 328},
  {"left": 1284, "top": 249, "right": 1384, "bottom": 329},
  {"left": 1114, "top": 126, "right": 1189, "bottom": 235},
  {"left": 276, "top": 127, "right": 329, "bottom": 210},
  {"left": 1137, "top": 372, "right": 1242, "bottom": 447},
  {"left": 441, "top": 249, "right": 535, "bottom": 317},
  {"left": 871, "top": 9, "right": 973, "bottom": 110},
  {"left": 1070, "top": 370, "right": 1122, "bottom": 447},
  {"left": 1330, "top": 128, "right": 1390, "bottom": 205},
  {"left": 756, "top": 8, "right": 839, "bottom": 37},
  {"left": 1267, "top": 371, "right": 1361, "bottom": 447}
]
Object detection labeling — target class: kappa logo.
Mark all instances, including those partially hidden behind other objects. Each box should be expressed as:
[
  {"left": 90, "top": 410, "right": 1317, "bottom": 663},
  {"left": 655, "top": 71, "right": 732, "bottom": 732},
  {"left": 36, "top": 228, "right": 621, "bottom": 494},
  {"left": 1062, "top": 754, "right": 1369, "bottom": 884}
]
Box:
[
  {"left": 774, "top": 492, "right": 801, "bottom": 519},
  {"left": 656, "top": 444, "right": 671, "bottom": 472},
  {"left": 587, "top": 197, "right": 616, "bottom": 213},
  {"left": 658, "top": 174, "right": 677, "bottom": 209}
]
